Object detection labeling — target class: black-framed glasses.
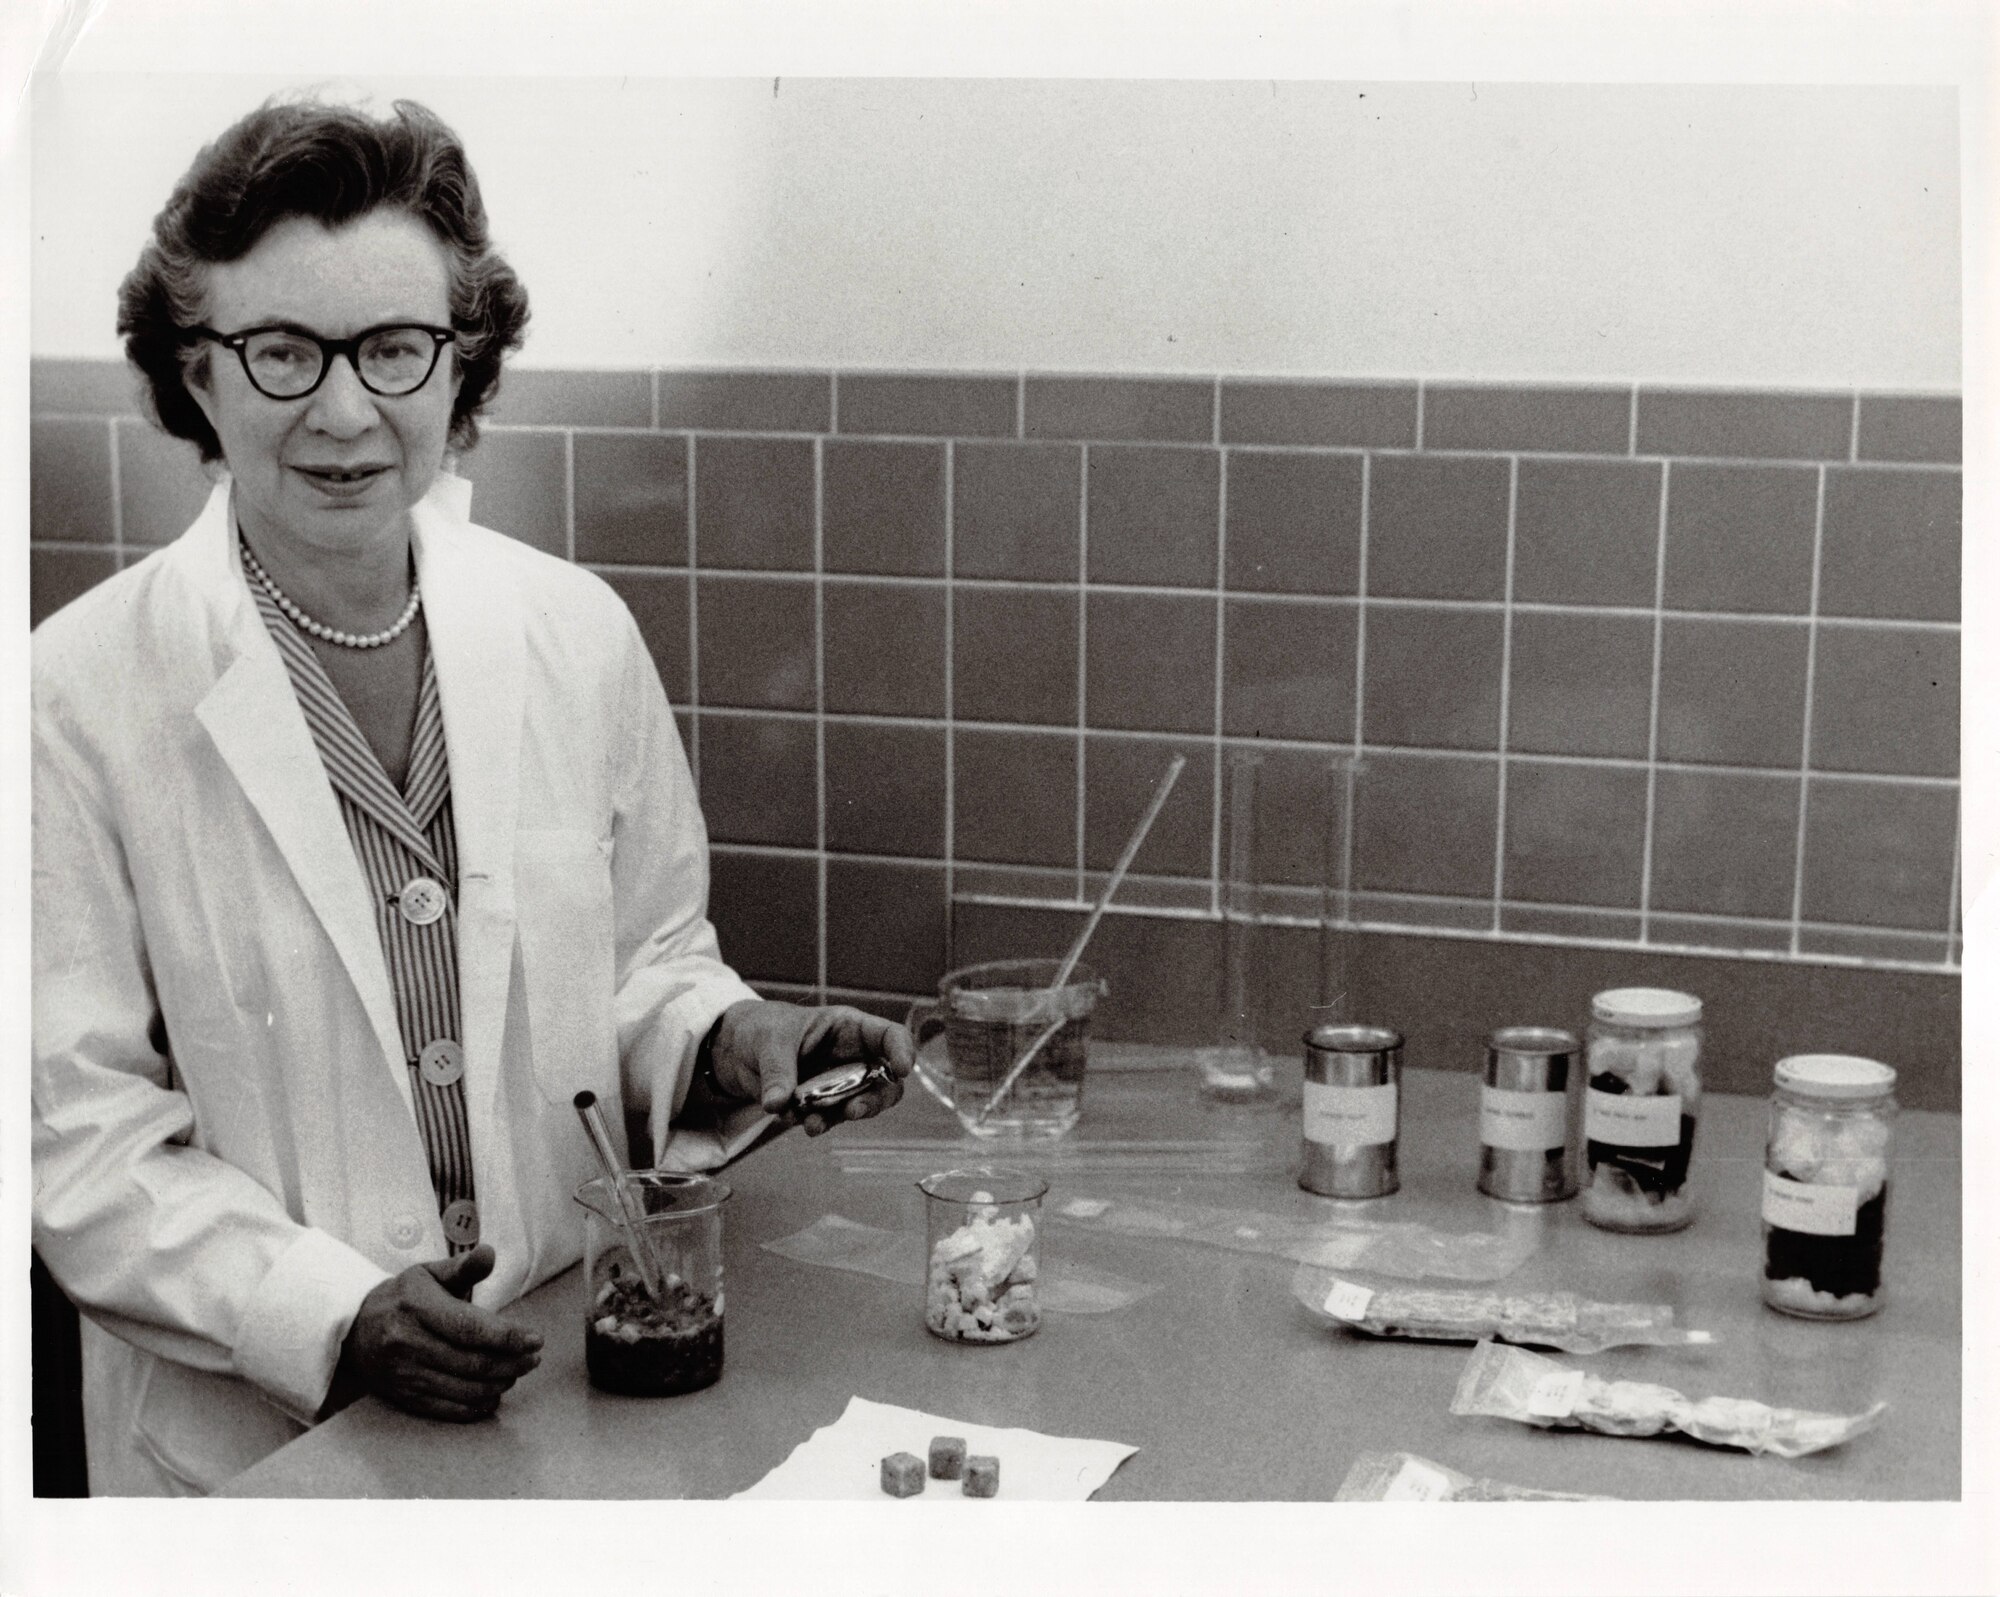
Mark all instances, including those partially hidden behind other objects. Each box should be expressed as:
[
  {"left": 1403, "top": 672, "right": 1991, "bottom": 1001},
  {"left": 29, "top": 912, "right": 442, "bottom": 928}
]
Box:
[{"left": 184, "top": 322, "right": 455, "bottom": 400}]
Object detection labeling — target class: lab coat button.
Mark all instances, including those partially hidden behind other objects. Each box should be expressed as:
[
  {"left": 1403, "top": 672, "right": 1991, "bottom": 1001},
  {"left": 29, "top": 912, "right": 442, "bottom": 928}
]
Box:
[
  {"left": 386, "top": 1214, "right": 423, "bottom": 1249},
  {"left": 397, "top": 877, "right": 448, "bottom": 925},
  {"left": 417, "top": 1038, "right": 465, "bottom": 1087},
  {"left": 441, "top": 1200, "right": 481, "bottom": 1247}
]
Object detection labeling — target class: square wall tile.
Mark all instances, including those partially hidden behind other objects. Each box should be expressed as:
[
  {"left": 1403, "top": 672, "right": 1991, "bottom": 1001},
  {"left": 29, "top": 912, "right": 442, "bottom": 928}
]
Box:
[
  {"left": 1819, "top": 468, "right": 1960, "bottom": 622},
  {"left": 1810, "top": 625, "right": 1958, "bottom": 778},
  {"left": 1501, "top": 904, "right": 1643, "bottom": 942},
  {"left": 1025, "top": 377, "right": 1212, "bottom": 444},
  {"left": 1647, "top": 913, "right": 1793, "bottom": 956},
  {"left": 1220, "top": 380, "right": 1417, "bottom": 448},
  {"left": 1352, "top": 751, "right": 1499, "bottom": 899},
  {"left": 954, "top": 586, "right": 1078, "bottom": 726},
  {"left": 825, "top": 720, "right": 946, "bottom": 858},
  {"left": 599, "top": 570, "right": 690, "bottom": 704},
  {"left": 837, "top": 374, "right": 1015, "bottom": 438},
  {"left": 1856, "top": 395, "right": 1959, "bottom": 464},
  {"left": 1082, "top": 735, "right": 1214, "bottom": 879},
  {"left": 1237, "top": 744, "right": 1361, "bottom": 889},
  {"left": 1224, "top": 450, "right": 1362, "bottom": 595},
  {"left": 1648, "top": 768, "right": 1800, "bottom": 919},
  {"left": 694, "top": 436, "right": 814, "bottom": 570},
  {"left": 947, "top": 900, "right": 1082, "bottom": 974},
  {"left": 824, "top": 580, "right": 946, "bottom": 717},
  {"left": 1512, "top": 459, "right": 1662, "bottom": 606},
  {"left": 1663, "top": 463, "right": 1818, "bottom": 614},
  {"left": 1365, "top": 455, "right": 1509, "bottom": 600},
  {"left": 658, "top": 371, "right": 830, "bottom": 433},
  {"left": 1363, "top": 605, "right": 1503, "bottom": 751},
  {"left": 1085, "top": 591, "right": 1215, "bottom": 734},
  {"left": 31, "top": 547, "right": 119, "bottom": 628},
  {"left": 485, "top": 369, "right": 650, "bottom": 428},
  {"left": 31, "top": 358, "right": 141, "bottom": 414},
  {"left": 1636, "top": 389, "right": 1852, "bottom": 460},
  {"left": 1801, "top": 777, "right": 1956, "bottom": 931},
  {"left": 1423, "top": 384, "right": 1630, "bottom": 454},
  {"left": 696, "top": 575, "right": 816, "bottom": 710},
  {"left": 1656, "top": 618, "right": 1808, "bottom": 767},
  {"left": 824, "top": 440, "right": 946, "bottom": 577},
  {"left": 953, "top": 442, "right": 1081, "bottom": 581},
  {"left": 825, "top": 859, "right": 949, "bottom": 993},
  {"left": 1506, "top": 610, "right": 1653, "bottom": 759},
  {"left": 1222, "top": 597, "right": 1356, "bottom": 742},
  {"left": 953, "top": 727, "right": 1077, "bottom": 868},
  {"left": 458, "top": 431, "right": 568, "bottom": 555},
  {"left": 1086, "top": 445, "right": 1219, "bottom": 588},
  {"left": 708, "top": 848, "right": 818, "bottom": 986},
  {"left": 32, "top": 419, "right": 113, "bottom": 543},
  {"left": 1081, "top": 912, "right": 1225, "bottom": 1044},
  {"left": 574, "top": 432, "right": 687, "bottom": 566},
  {"left": 1797, "top": 926, "right": 1952, "bottom": 965},
  {"left": 696, "top": 712, "right": 818, "bottom": 847},
  {"left": 1502, "top": 759, "right": 1647, "bottom": 907},
  {"left": 116, "top": 419, "right": 213, "bottom": 545}
]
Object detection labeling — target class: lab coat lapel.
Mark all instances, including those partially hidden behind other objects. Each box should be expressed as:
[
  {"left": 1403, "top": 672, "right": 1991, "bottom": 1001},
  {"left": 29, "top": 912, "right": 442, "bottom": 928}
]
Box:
[
  {"left": 186, "top": 484, "right": 413, "bottom": 1112},
  {"left": 412, "top": 477, "right": 522, "bottom": 1124}
]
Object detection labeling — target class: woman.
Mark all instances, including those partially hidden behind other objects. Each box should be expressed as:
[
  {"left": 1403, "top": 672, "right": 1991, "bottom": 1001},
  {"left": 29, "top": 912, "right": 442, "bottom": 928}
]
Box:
[{"left": 32, "top": 97, "right": 910, "bottom": 1496}]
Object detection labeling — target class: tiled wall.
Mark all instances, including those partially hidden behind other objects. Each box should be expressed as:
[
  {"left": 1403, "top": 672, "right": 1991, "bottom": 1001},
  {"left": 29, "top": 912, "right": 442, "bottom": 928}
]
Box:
[{"left": 30, "top": 361, "right": 1962, "bottom": 1101}]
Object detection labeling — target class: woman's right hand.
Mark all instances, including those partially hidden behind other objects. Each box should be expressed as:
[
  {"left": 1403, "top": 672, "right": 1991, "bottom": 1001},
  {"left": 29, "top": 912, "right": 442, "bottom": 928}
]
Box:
[{"left": 321, "top": 1244, "right": 543, "bottom": 1422}]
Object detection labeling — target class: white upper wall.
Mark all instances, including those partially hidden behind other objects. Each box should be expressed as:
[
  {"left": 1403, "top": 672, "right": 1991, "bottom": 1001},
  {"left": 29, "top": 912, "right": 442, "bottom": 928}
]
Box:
[{"left": 31, "top": 76, "right": 1960, "bottom": 387}]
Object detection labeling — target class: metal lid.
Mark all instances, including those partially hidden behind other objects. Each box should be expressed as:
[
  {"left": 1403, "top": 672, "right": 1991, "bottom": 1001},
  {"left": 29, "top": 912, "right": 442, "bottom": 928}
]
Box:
[
  {"left": 1773, "top": 1054, "right": 1897, "bottom": 1100},
  {"left": 1489, "top": 1026, "right": 1580, "bottom": 1056},
  {"left": 1589, "top": 986, "right": 1703, "bottom": 1028},
  {"left": 1304, "top": 1023, "right": 1403, "bottom": 1054}
]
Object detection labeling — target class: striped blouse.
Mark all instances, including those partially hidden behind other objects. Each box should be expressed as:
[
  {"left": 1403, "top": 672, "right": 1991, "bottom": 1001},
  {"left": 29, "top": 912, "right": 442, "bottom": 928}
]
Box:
[{"left": 248, "top": 571, "right": 480, "bottom": 1253}]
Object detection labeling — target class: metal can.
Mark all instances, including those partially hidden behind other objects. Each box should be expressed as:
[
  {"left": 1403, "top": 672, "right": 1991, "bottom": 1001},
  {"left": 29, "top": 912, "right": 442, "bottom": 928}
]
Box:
[
  {"left": 1477, "top": 1026, "right": 1582, "bottom": 1203},
  {"left": 1762, "top": 1055, "right": 1897, "bottom": 1320},
  {"left": 1300, "top": 1024, "right": 1401, "bottom": 1198}
]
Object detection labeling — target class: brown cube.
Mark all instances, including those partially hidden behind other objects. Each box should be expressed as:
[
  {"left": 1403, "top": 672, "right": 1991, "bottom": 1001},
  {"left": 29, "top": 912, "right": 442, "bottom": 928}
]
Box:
[
  {"left": 961, "top": 1454, "right": 1000, "bottom": 1497},
  {"left": 928, "top": 1435, "right": 967, "bottom": 1480},
  {"left": 879, "top": 1451, "right": 926, "bottom": 1497}
]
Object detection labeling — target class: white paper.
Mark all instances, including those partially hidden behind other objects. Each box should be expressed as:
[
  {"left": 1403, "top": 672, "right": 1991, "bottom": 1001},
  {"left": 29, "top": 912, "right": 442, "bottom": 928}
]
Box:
[
  {"left": 1479, "top": 1085, "right": 1569, "bottom": 1151},
  {"left": 1526, "top": 1368, "right": 1587, "bottom": 1419},
  {"left": 734, "top": 1395, "right": 1139, "bottom": 1500},
  {"left": 1761, "top": 1170, "right": 1860, "bottom": 1236},
  {"left": 1584, "top": 1089, "right": 1683, "bottom": 1148},
  {"left": 1383, "top": 1458, "right": 1457, "bottom": 1501},
  {"left": 1303, "top": 1080, "right": 1398, "bottom": 1146},
  {"left": 1322, "top": 1279, "right": 1375, "bottom": 1321}
]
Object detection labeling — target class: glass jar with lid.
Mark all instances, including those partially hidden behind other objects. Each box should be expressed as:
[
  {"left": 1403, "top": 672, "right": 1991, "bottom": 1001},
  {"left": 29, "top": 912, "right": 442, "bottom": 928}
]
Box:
[
  {"left": 1581, "top": 987, "right": 1703, "bottom": 1233},
  {"left": 1762, "top": 1055, "right": 1897, "bottom": 1320}
]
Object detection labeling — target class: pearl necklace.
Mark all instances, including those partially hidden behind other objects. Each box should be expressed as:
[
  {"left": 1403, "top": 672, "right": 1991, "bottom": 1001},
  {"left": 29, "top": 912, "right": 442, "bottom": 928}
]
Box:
[{"left": 240, "top": 536, "right": 421, "bottom": 649}]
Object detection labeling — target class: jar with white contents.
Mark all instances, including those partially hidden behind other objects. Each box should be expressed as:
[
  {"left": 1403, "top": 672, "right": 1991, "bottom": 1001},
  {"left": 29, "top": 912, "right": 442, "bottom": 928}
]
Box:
[
  {"left": 1762, "top": 1055, "right": 1896, "bottom": 1320},
  {"left": 1581, "top": 987, "right": 1702, "bottom": 1233}
]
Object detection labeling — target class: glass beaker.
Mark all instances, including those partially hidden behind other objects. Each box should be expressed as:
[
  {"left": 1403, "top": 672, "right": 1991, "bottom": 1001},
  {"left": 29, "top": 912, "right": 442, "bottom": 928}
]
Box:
[
  {"left": 919, "top": 1166, "right": 1048, "bottom": 1343},
  {"left": 907, "top": 959, "right": 1106, "bottom": 1138},
  {"left": 574, "top": 1171, "right": 730, "bottom": 1396}
]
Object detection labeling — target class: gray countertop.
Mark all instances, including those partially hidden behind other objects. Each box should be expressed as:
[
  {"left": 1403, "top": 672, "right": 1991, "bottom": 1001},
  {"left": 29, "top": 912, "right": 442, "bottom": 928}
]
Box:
[{"left": 220, "top": 1046, "right": 1960, "bottom": 1501}]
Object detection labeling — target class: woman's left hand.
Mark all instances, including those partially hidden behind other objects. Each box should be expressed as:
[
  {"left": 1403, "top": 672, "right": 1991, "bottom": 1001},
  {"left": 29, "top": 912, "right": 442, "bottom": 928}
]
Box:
[{"left": 707, "top": 999, "right": 913, "bottom": 1134}]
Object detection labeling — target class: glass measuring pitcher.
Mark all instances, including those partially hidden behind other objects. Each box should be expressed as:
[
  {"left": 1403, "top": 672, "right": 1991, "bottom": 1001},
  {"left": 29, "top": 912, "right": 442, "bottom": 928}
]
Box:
[
  {"left": 905, "top": 959, "right": 1107, "bottom": 1139},
  {"left": 574, "top": 1171, "right": 730, "bottom": 1397}
]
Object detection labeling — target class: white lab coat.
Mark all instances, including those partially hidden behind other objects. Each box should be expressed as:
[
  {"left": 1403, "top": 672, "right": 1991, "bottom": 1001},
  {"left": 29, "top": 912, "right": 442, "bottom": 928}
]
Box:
[{"left": 32, "top": 474, "right": 761, "bottom": 1495}]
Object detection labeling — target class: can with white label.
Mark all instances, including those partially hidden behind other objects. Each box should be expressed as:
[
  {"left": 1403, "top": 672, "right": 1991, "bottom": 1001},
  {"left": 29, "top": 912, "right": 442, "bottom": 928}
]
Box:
[
  {"left": 1478, "top": 1027, "right": 1582, "bottom": 1203},
  {"left": 1300, "top": 1024, "right": 1401, "bottom": 1198},
  {"left": 1762, "top": 1054, "right": 1897, "bottom": 1320}
]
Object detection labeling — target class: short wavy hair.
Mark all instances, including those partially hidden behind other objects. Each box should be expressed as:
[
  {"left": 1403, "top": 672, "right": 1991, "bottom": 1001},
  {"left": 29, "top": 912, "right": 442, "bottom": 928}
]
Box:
[{"left": 117, "top": 97, "right": 529, "bottom": 462}]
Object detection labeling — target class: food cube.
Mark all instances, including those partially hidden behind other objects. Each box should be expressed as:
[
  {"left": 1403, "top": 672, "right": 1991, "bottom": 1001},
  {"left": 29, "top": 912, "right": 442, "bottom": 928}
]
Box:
[
  {"left": 929, "top": 1435, "right": 967, "bottom": 1480},
  {"left": 962, "top": 1455, "right": 1000, "bottom": 1497},
  {"left": 879, "top": 1452, "right": 926, "bottom": 1497}
]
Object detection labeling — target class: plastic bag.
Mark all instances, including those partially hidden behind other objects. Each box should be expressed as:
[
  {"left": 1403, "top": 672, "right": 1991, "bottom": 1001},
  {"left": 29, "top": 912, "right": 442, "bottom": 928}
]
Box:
[
  {"left": 760, "top": 1213, "right": 1158, "bottom": 1314},
  {"left": 1293, "top": 1266, "right": 1714, "bottom": 1354},
  {"left": 1048, "top": 1192, "right": 1537, "bottom": 1283},
  {"left": 1334, "top": 1451, "right": 1610, "bottom": 1502},
  {"left": 1450, "top": 1340, "right": 1887, "bottom": 1458}
]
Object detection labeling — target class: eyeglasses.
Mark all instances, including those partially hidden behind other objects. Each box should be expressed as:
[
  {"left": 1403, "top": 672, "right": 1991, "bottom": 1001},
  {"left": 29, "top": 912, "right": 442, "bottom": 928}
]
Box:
[{"left": 184, "top": 322, "right": 456, "bottom": 400}]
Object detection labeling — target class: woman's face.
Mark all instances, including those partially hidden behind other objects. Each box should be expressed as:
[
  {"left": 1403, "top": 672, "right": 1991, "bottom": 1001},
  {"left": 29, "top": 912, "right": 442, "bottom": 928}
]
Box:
[{"left": 187, "top": 208, "right": 461, "bottom": 560}]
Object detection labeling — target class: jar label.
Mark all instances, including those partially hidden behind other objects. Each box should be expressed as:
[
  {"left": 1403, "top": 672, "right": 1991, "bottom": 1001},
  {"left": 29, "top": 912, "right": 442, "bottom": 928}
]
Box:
[
  {"left": 1585, "top": 1089, "right": 1683, "bottom": 1148},
  {"left": 1480, "top": 1085, "right": 1569, "bottom": 1151},
  {"left": 1322, "top": 1280, "right": 1375, "bottom": 1321},
  {"left": 1526, "top": 1368, "right": 1586, "bottom": 1419},
  {"left": 1303, "top": 1081, "right": 1398, "bottom": 1147},
  {"left": 1382, "top": 1459, "right": 1456, "bottom": 1501},
  {"left": 1761, "top": 1170, "right": 1859, "bottom": 1236}
]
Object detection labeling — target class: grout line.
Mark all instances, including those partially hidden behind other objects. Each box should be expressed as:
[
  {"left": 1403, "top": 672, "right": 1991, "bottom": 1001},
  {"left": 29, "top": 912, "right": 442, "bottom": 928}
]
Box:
[
  {"left": 829, "top": 373, "right": 840, "bottom": 436},
  {"left": 1211, "top": 376, "right": 1222, "bottom": 447},
  {"left": 1414, "top": 384, "right": 1426, "bottom": 451},
  {"left": 106, "top": 418, "right": 123, "bottom": 553},
  {"left": 563, "top": 430, "right": 576, "bottom": 562},
  {"left": 943, "top": 439, "right": 958, "bottom": 962},
  {"left": 1637, "top": 460, "right": 1672, "bottom": 942},
  {"left": 1016, "top": 370, "right": 1026, "bottom": 440},
  {"left": 1076, "top": 444, "right": 1091, "bottom": 903},
  {"left": 1490, "top": 456, "right": 1520, "bottom": 932},
  {"left": 650, "top": 369, "right": 661, "bottom": 431},
  {"left": 813, "top": 435, "right": 828, "bottom": 1003},
  {"left": 1627, "top": 384, "right": 1639, "bottom": 456},
  {"left": 1787, "top": 466, "right": 1828, "bottom": 956},
  {"left": 1849, "top": 391, "right": 1860, "bottom": 464},
  {"left": 685, "top": 433, "right": 701, "bottom": 789}
]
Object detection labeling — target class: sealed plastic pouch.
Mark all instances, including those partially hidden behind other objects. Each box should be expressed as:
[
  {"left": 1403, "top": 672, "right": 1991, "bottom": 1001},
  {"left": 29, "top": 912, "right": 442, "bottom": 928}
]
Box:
[
  {"left": 1294, "top": 1267, "right": 1712, "bottom": 1354},
  {"left": 1334, "top": 1451, "right": 1610, "bottom": 1502}
]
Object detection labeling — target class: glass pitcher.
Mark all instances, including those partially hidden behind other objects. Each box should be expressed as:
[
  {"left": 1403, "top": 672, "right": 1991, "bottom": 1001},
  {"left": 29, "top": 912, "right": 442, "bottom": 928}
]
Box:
[{"left": 906, "top": 958, "right": 1107, "bottom": 1139}]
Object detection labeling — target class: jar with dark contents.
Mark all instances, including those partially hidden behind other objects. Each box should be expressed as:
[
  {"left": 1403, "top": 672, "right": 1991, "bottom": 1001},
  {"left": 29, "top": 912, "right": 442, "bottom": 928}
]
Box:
[
  {"left": 1762, "top": 1055, "right": 1896, "bottom": 1320},
  {"left": 575, "top": 1172, "right": 729, "bottom": 1397},
  {"left": 1581, "top": 988, "right": 1702, "bottom": 1232}
]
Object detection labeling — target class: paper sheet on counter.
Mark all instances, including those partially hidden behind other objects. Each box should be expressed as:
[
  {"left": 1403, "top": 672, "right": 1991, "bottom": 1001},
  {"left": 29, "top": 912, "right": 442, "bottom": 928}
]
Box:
[{"left": 734, "top": 1396, "right": 1139, "bottom": 1500}]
